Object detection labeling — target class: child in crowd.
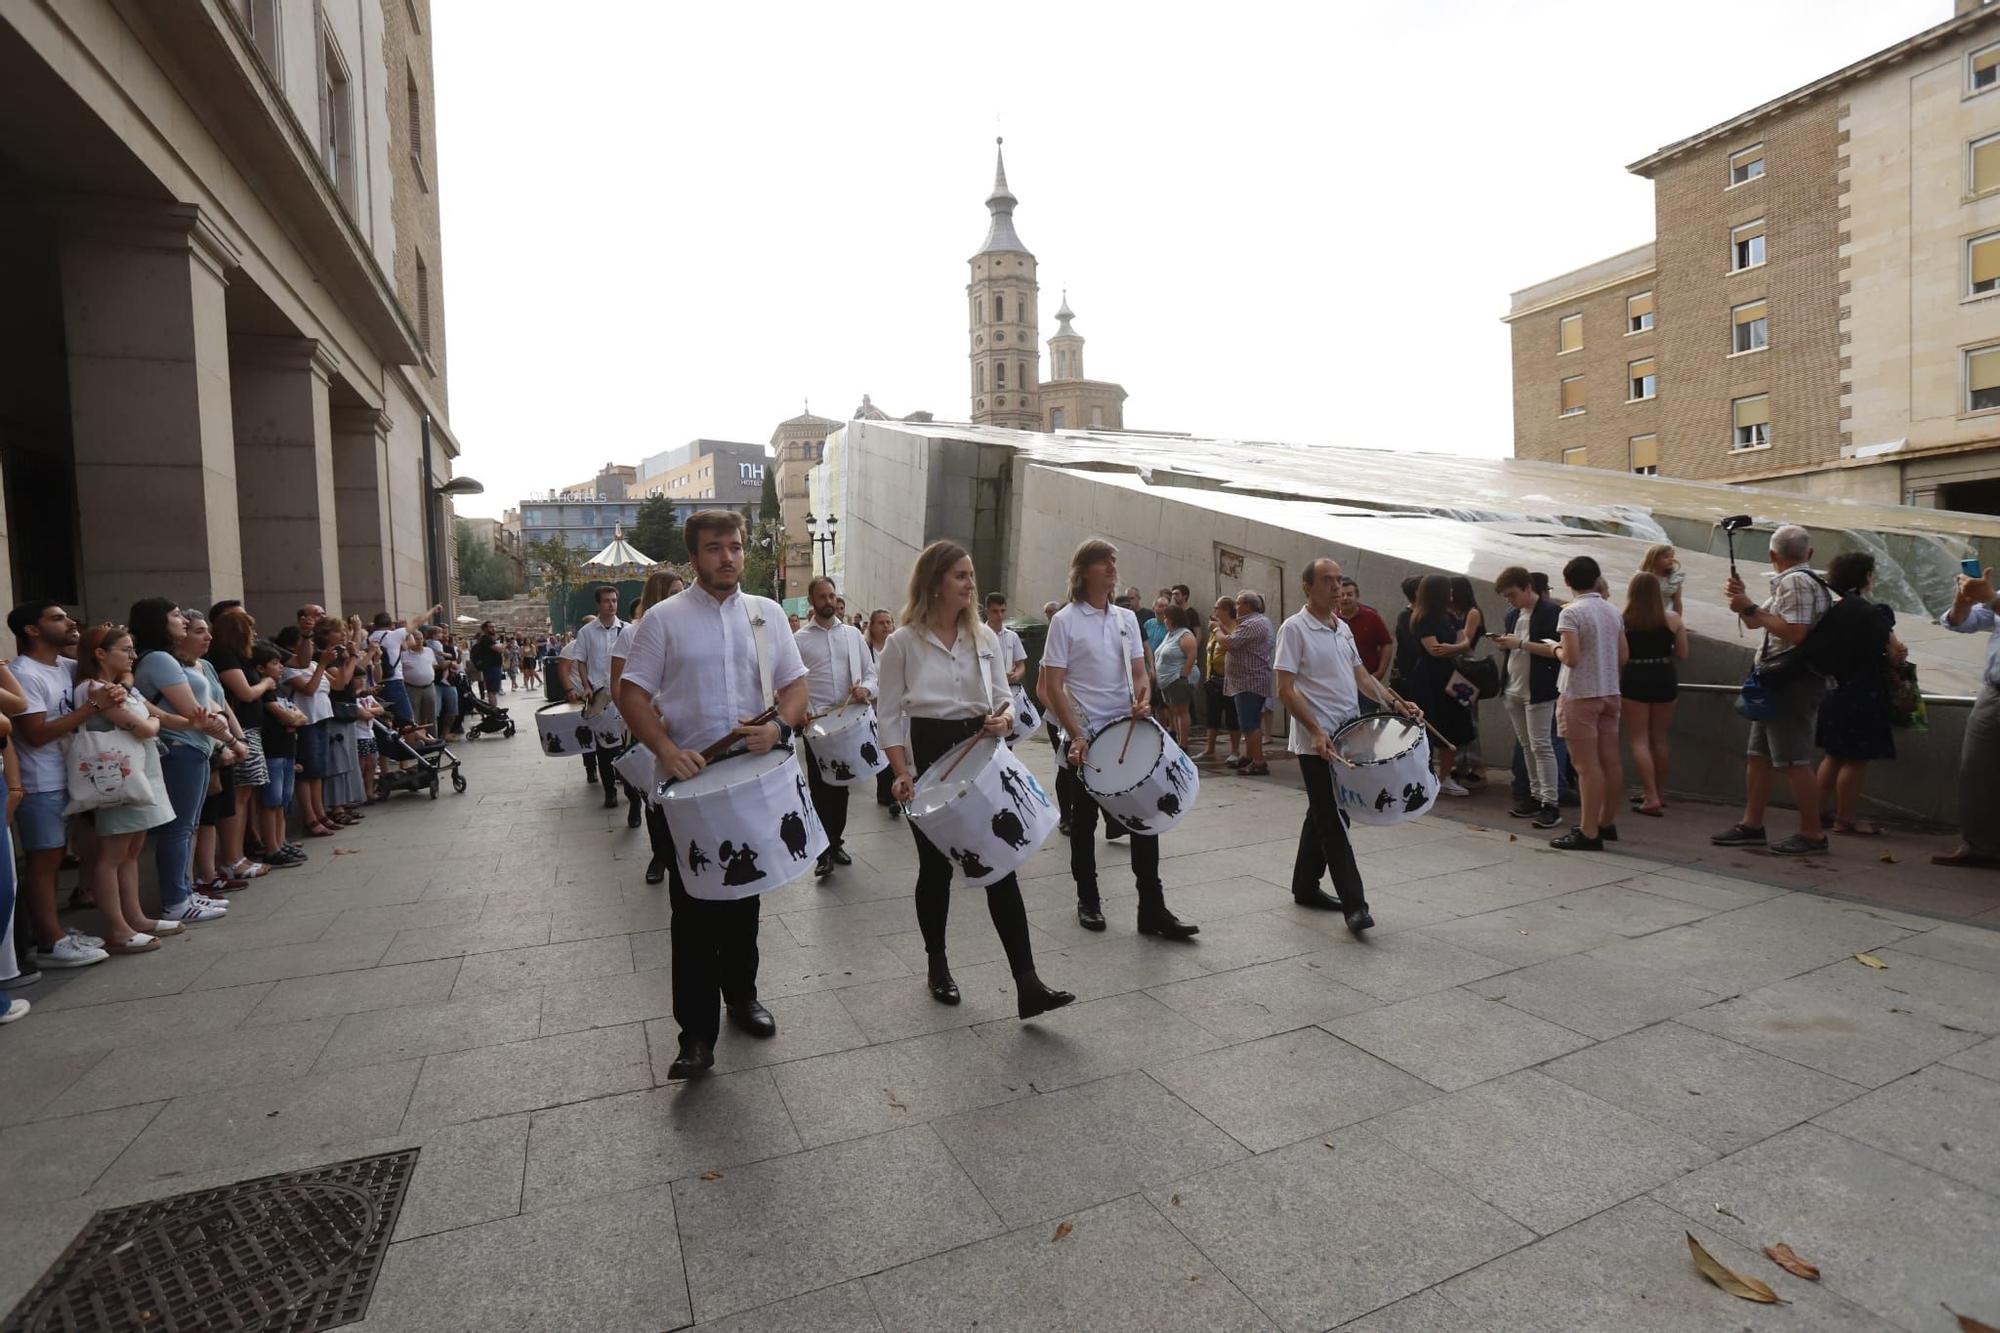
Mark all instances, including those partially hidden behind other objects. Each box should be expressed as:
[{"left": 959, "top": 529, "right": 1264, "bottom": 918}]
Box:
[{"left": 254, "top": 641, "right": 308, "bottom": 868}]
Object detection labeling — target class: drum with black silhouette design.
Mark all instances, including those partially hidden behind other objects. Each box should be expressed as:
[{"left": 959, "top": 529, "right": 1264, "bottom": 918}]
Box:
[
  {"left": 660, "top": 748, "right": 827, "bottom": 900},
  {"left": 906, "top": 734, "right": 1058, "bottom": 888},
  {"left": 1081, "top": 718, "right": 1200, "bottom": 837},
  {"left": 582, "top": 688, "right": 627, "bottom": 752},
  {"left": 802, "top": 703, "right": 887, "bottom": 787},
  {"left": 1329, "top": 713, "right": 1436, "bottom": 826},
  {"left": 533, "top": 701, "right": 596, "bottom": 758},
  {"left": 1005, "top": 685, "right": 1041, "bottom": 747}
]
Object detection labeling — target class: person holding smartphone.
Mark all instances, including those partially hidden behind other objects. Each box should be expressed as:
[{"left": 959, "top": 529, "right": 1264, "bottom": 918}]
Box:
[
  {"left": 1937, "top": 561, "right": 2000, "bottom": 868},
  {"left": 1490, "top": 566, "right": 1564, "bottom": 828}
]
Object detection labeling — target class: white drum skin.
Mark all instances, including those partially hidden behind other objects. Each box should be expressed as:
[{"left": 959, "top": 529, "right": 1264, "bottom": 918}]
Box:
[
  {"left": 1006, "top": 686, "right": 1042, "bottom": 747},
  {"left": 660, "top": 748, "right": 829, "bottom": 900},
  {"left": 534, "top": 702, "right": 598, "bottom": 758},
  {"left": 1081, "top": 718, "right": 1200, "bottom": 836},
  {"left": 582, "top": 692, "right": 627, "bottom": 752},
  {"left": 1329, "top": 715, "right": 1437, "bottom": 825},
  {"left": 906, "top": 735, "right": 1059, "bottom": 887},
  {"left": 803, "top": 703, "right": 888, "bottom": 786}
]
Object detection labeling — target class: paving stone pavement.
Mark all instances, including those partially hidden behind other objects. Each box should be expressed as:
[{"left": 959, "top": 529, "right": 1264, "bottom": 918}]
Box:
[{"left": 1, "top": 710, "right": 1997, "bottom": 1331}]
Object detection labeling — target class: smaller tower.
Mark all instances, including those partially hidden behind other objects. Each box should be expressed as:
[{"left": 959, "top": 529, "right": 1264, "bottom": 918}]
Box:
[
  {"left": 1038, "top": 291, "right": 1126, "bottom": 432},
  {"left": 1047, "top": 292, "right": 1084, "bottom": 382}
]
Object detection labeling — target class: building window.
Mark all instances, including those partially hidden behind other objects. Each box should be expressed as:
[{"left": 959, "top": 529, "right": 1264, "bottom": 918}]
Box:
[
  {"left": 1050, "top": 407, "right": 1066, "bottom": 429},
  {"left": 407, "top": 64, "right": 426, "bottom": 183},
  {"left": 1972, "top": 233, "right": 2000, "bottom": 295},
  {"left": 1019, "top": 360, "right": 1027, "bottom": 387},
  {"left": 415, "top": 253, "right": 432, "bottom": 354},
  {"left": 1090, "top": 405, "right": 1104, "bottom": 427},
  {"left": 995, "top": 294, "right": 1005, "bottom": 321},
  {"left": 1630, "top": 434, "right": 1659, "bottom": 476},
  {"left": 242, "top": 0, "right": 281, "bottom": 80},
  {"left": 996, "top": 361, "right": 1006, "bottom": 388},
  {"left": 1731, "top": 299, "right": 1768, "bottom": 353},
  {"left": 1558, "top": 313, "right": 1582, "bottom": 354},
  {"left": 977, "top": 364, "right": 985, "bottom": 391},
  {"left": 976, "top": 298, "right": 983, "bottom": 322},
  {"left": 1627, "top": 291, "right": 1653, "bottom": 334},
  {"left": 1975, "top": 42, "right": 2000, "bottom": 93},
  {"left": 1731, "top": 219, "right": 1766, "bottom": 272},
  {"left": 1561, "top": 446, "right": 1589, "bottom": 467},
  {"left": 1968, "top": 345, "right": 2000, "bottom": 410},
  {"left": 317, "top": 26, "right": 355, "bottom": 205},
  {"left": 1728, "top": 143, "right": 1765, "bottom": 186},
  {"left": 1974, "top": 132, "right": 2000, "bottom": 194},
  {"left": 1559, "top": 375, "right": 1585, "bottom": 416},
  {"left": 1732, "top": 393, "right": 1771, "bottom": 449},
  {"left": 1627, "top": 358, "right": 1657, "bottom": 401}
]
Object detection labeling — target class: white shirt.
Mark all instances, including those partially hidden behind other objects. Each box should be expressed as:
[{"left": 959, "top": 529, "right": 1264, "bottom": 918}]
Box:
[
  {"left": 1273, "top": 610, "right": 1362, "bottom": 756},
  {"left": 561, "top": 617, "right": 626, "bottom": 694},
  {"left": 401, "top": 640, "right": 436, "bottom": 687},
  {"left": 875, "top": 622, "right": 1007, "bottom": 750},
  {"left": 1041, "top": 600, "right": 1143, "bottom": 731},
  {"left": 793, "top": 617, "right": 878, "bottom": 714},
  {"left": 10, "top": 654, "right": 76, "bottom": 793},
  {"left": 1556, "top": 593, "right": 1624, "bottom": 700},
  {"left": 282, "top": 663, "right": 333, "bottom": 723},
  {"left": 368, "top": 627, "right": 412, "bottom": 680},
  {"left": 619, "top": 586, "right": 806, "bottom": 756},
  {"left": 997, "top": 625, "right": 1027, "bottom": 668}
]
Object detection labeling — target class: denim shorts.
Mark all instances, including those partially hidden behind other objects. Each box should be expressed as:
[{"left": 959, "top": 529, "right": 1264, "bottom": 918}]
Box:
[
  {"left": 1231, "top": 690, "right": 1267, "bottom": 733},
  {"left": 297, "top": 720, "right": 330, "bottom": 778},
  {"left": 260, "top": 756, "right": 296, "bottom": 810},
  {"left": 16, "top": 788, "right": 68, "bottom": 853}
]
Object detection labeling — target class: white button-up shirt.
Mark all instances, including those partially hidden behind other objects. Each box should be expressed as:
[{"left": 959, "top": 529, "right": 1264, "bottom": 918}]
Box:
[
  {"left": 619, "top": 587, "right": 805, "bottom": 756},
  {"left": 875, "top": 622, "right": 1007, "bottom": 750},
  {"left": 1042, "top": 599, "right": 1143, "bottom": 731},
  {"left": 1274, "top": 609, "right": 1363, "bottom": 755},
  {"left": 793, "top": 618, "right": 878, "bottom": 714},
  {"left": 561, "top": 616, "right": 627, "bottom": 695},
  {"left": 997, "top": 625, "right": 1027, "bottom": 669}
]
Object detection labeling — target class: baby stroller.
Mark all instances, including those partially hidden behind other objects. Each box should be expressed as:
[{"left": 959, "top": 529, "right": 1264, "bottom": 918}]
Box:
[
  {"left": 371, "top": 719, "right": 467, "bottom": 800},
  {"left": 459, "top": 690, "right": 516, "bottom": 741}
]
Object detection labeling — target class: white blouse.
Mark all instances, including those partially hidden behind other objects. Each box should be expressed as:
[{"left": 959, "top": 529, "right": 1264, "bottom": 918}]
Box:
[{"left": 875, "top": 621, "right": 1010, "bottom": 750}]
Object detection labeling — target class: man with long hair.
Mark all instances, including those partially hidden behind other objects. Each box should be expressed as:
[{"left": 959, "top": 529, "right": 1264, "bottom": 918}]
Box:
[
  {"left": 617, "top": 511, "right": 809, "bottom": 1079},
  {"left": 1039, "top": 539, "right": 1199, "bottom": 939}
]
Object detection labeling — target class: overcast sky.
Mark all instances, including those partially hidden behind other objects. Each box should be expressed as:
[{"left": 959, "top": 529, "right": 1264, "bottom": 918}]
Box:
[{"left": 434, "top": 0, "right": 1946, "bottom": 520}]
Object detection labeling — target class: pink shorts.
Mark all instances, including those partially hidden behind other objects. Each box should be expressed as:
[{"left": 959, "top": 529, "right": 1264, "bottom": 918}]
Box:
[{"left": 1556, "top": 693, "right": 1621, "bottom": 739}]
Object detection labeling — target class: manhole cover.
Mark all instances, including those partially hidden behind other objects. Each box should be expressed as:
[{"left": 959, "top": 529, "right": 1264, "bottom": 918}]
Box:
[{"left": 2, "top": 1149, "right": 418, "bottom": 1333}]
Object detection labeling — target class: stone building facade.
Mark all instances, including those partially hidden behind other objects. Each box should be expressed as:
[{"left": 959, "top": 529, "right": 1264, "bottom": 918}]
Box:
[
  {"left": 770, "top": 410, "right": 842, "bottom": 599},
  {"left": 1506, "top": 0, "right": 2000, "bottom": 513}
]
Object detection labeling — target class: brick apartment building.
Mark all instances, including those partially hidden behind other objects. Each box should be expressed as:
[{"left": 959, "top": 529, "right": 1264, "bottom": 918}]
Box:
[{"left": 1507, "top": 0, "right": 2000, "bottom": 513}]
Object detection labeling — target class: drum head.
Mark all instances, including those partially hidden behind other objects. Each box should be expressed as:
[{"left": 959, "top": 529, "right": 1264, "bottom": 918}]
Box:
[
  {"left": 909, "top": 737, "right": 997, "bottom": 817},
  {"left": 667, "top": 748, "right": 786, "bottom": 799},
  {"left": 1086, "top": 719, "right": 1163, "bottom": 792},
  {"left": 1333, "top": 714, "right": 1422, "bottom": 765},
  {"left": 808, "top": 703, "right": 870, "bottom": 741}
]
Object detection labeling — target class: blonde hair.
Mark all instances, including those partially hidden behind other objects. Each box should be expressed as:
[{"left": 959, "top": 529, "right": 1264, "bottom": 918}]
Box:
[
  {"left": 1623, "top": 571, "right": 1669, "bottom": 633},
  {"left": 1639, "top": 543, "right": 1676, "bottom": 579},
  {"left": 1068, "top": 538, "right": 1117, "bottom": 603},
  {"left": 901, "top": 540, "right": 982, "bottom": 643},
  {"left": 638, "top": 569, "right": 684, "bottom": 616}
]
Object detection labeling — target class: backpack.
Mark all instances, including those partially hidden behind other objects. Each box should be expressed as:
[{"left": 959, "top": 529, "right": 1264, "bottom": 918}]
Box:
[{"left": 1758, "top": 576, "right": 1877, "bottom": 687}]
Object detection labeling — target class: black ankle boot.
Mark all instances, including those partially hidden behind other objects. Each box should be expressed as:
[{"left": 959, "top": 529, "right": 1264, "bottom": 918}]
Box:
[
  {"left": 1016, "top": 971, "right": 1076, "bottom": 1019},
  {"left": 927, "top": 956, "right": 961, "bottom": 1005}
]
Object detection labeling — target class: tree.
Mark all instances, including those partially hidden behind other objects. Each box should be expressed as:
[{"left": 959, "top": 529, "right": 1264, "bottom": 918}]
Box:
[
  {"left": 758, "top": 466, "right": 778, "bottom": 525},
  {"left": 454, "top": 519, "right": 517, "bottom": 601},
  {"left": 743, "top": 518, "right": 779, "bottom": 601},
  {"left": 629, "top": 496, "right": 688, "bottom": 567},
  {"left": 526, "top": 534, "right": 586, "bottom": 625}
]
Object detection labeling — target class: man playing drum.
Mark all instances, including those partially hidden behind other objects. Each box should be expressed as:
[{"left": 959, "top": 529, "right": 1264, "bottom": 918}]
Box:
[
  {"left": 795, "top": 575, "right": 877, "bottom": 879},
  {"left": 616, "top": 511, "right": 809, "bottom": 1080},
  {"left": 559, "top": 584, "right": 632, "bottom": 816},
  {"left": 1040, "top": 539, "right": 1200, "bottom": 939},
  {"left": 1274, "top": 557, "right": 1424, "bottom": 936},
  {"left": 865, "top": 609, "right": 899, "bottom": 818}
]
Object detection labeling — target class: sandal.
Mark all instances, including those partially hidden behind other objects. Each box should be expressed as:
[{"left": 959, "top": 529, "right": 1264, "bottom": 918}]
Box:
[
  {"left": 1633, "top": 803, "right": 1665, "bottom": 818},
  {"left": 1832, "top": 819, "right": 1883, "bottom": 837},
  {"left": 104, "top": 935, "right": 162, "bottom": 955},
  {"left": 1243, "top": 762, "right": 1270, "bottom": 776},
  {"left": 305, "top": 823, "right": 339, "bottom": 838}
]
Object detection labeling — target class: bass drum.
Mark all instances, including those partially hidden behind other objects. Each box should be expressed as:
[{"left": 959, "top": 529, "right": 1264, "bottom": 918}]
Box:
[
  {"left": 1330, "top": 714, "right": 1436, "bottom": 825},
  {"left": 1005, "top": 685, "right": 1041, "bottom": 747},
  {"left": 803, "top": 703, "right": 887, "bottom": 786},
  {"left": 906, "top": 734, "right": 1058, "bottom": 887},
  {"left": 659, "top": 748, "right": 828, "bottom": 900},
  {"left": 1081, "top": 718, "right": 1200, "bottom": 836},
  {"left": 534, "top": 702, "right": 596, "bottom": 758}
]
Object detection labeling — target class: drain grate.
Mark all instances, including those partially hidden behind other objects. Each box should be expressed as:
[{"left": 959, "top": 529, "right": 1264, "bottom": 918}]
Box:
[{"left": 2, "top": 1149, "right": 418, "bottom": 1333}]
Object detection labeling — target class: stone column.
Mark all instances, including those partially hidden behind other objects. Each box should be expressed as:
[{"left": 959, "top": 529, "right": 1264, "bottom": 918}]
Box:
[
  {"left": 230, "top": 335, "right": 340, "bottom": 622},
  {"left": 57, "top": 202, "right": 244, "bottom": 617},
  {"left": 332, "top": 406, "right": 395, "bottom": 615}
]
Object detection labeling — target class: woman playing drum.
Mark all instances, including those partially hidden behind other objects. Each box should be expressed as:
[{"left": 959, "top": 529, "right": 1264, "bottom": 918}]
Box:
[{"left": 878, "top": 541, "right": 1076, "bottom": 1020}]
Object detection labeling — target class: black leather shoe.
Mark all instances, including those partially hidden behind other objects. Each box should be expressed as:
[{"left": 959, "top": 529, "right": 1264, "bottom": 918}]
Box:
[
  {"left": 927, "top": 959, "right": 961, "bottom": 1005},
  {"left": 1017, "top": 976, "right": 1076, "bottom": 1020},
  {"left": 888, "top": 804, "right": 902, "bottom": 820},
  {"left": 626, "top": 802, "right": 642, "bottom": 828},
  {"left": 814, "top": 852, "right": 834, "bottom": 879},
  {"left": 1105, "top": 822, "right": 1127, "bottom": 841},
  {"left": 829, "top": 846, "right": 852, "bottom": 866},
  {"left": 1137, "top": 908, "right": 1200, "bottom": 940},
  {"left": 1599, "top": 824, "right": 1619, "bottom": 842},
  {"left": 1077, "top": 902, "right": 1106, "bottom": 931},
  {"left": 1292, "top": 887, "right": 1343, "bottom": 911},
  {"left": 728, "top": 1000, "right": 778, "bottom": 1038},
  {"left": 666, "top": 1039, "right": 714, "bottom": 1080},
  {"left": 1344, "top": 907, "right": 1376, "bottom": 936},
  {"left": 602, "top": 788, "right": 620, "bottom": 810},
  {"left": 1058, "top": 819, "right": 1072, "bottom": 837},
  {"left": 644, "top": 854, "right": 667, "bottom": 886}
]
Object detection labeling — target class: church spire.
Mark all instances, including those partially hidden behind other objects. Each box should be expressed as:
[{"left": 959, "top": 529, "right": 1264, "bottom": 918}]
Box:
[{"left": 978, "top": 137, "right": 1029, "bottom": 255}]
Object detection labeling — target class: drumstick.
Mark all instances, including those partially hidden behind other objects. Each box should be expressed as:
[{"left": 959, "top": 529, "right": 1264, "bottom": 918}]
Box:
[
  {"left": 934, "top": 703, "right": 1008, "bottom": 786},
  {"left": 703, "top": 705, "right": 779, "bottom": 763}
]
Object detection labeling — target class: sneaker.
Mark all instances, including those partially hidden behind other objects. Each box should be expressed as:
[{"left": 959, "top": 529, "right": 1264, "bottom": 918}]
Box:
[
  {"left": 193, "top": 891, "right": 229, "bottom": 911},
  {"left": 8, "top": 969, "right": 41, "bottom": 989},
  {"left": 0, "top": 998, "right": 27, "bottom": 1024},
  {"left": 168, "top": 897, "right": 226, "bottom": 923},
  {"left": 1438, "top": 778, "right": 1471, "bottom": 798},
  {"left": 1506, "top": 798, "right": 1541, "bottom": 819},
  {"left": 1768, "top": 834, "right": 1830, "bottom": 856},
  {"left": 65, "top": 926, "right": 105, "bottom": 950},
  {"left": 1549, "top": 828, "right": 1604, "bottom": 852},
  {"left": 40, "top": 936, "right": 108, "bottom": 968},
  {"left": 1532, "top": 803, "right": 1562, "bottom": 829},
  {"left": 1711, "top": 823, "right": 1767, "bottom": 847}
]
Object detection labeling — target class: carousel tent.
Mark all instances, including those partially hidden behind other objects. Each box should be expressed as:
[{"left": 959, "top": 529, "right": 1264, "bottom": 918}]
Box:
[{"left": 583, "top": 530, "right": 656, "bottom": 575}]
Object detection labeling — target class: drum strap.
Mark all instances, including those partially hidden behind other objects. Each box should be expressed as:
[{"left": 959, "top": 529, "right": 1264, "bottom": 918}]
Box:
[
  {"left": 746, "top": 597, "right": 775, "bottom": 707},
  {"left": 842, "top": 626, "right": 865, "bottom": 696}
]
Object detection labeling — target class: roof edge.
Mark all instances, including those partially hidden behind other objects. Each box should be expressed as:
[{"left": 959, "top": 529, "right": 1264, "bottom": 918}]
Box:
[{"left": 1504, "top": 242, "right": 1658, "bottom": 321}]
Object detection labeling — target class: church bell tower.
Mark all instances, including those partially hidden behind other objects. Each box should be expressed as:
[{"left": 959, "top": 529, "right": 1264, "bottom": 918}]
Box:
[{"left": 967, "top": 138, "right": 1040, "bottom": 428}]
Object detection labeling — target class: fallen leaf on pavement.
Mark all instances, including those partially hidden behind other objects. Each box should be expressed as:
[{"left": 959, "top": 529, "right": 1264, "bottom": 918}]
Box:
[
  {"left": 1944, "top": 1305, "right": 2000, "bottom": 1333},
  {"left": 1052, "top": 1222, "right": 1073, "bottom": 1242},
  {"left": 1507, "top": 834, "right": 1517, "bottom": 842},
  {"left": 332, "top": 847, "right": 359, "bottom": 856},
  {"left": 1879, "top": 852, "right": 1898, "bottom": 864},
  {"left": 1853, "top": 953, "right": 1887, "bottom": 969},
  {"left": 699, "top": 1171, "right": 722, "bottom": 1181},
  {"left": 1687, "top": 1232, "right": 1784, "bottom": 1303},
  {"left": 1170, "top": 1194, "right": 1181, "bottom": 1206},
  {"left": 885, "top": 1089, "right": 907, "bottom": 1111},
  {"left": 1764, "top": 1243, "right": 1819, "bottom": 1280}
]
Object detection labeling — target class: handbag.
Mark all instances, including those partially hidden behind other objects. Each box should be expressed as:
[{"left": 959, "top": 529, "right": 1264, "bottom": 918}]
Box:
[
  {"left": 1886, "top": 660, "right": 1927, "bottom": 730},
  {"left": 1454, "top": 652, "right": 1502, "bottom": 701},
  {"left": 63, "top": 723, "right": 158, "bottom": 815},
  {"left": 1735, "top": 667, "right": 1778, "bottom": 721},
  {"left": 330, "top": 697, "right": 364, "bottom": 722}
]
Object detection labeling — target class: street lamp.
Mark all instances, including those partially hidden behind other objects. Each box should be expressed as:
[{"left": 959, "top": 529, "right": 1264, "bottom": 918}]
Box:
[
  {"left": 805, "top": 510, "right": 838, "bottom": 578},
  {"left": 421, "top": 413, "right": 485, "bottom": 610}
]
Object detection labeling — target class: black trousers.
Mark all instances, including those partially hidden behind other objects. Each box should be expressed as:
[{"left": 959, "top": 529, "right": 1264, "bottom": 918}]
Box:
[
  {"left": 803, "top": 742, "right": 850, "bottom": 850},
  {"left": 1295, "top": 753, "right": 1367, "bottom": 909},
  {"left": 908, "top": 716, "right": 1037, "bottom": 977},
  {"left": 643, "top": 800, "right": 670, "bottom": 859},
  {"left": 1064, "top": 754, "right": 1164, "bottom": 911},
  {"left": 876, "top": 763, "right": 896, "bottom": 807},
  {"left": 662, "top": 807, "right": 761, "bottom": 1047},
  {"left": 1045, "top": 722, "right": 1075, "bottom": 824}
]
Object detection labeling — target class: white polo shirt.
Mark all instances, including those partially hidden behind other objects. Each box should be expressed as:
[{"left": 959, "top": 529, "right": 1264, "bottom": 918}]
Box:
[
  {"left": 997, "top": 625, "right": 1027, "bottom": 669},
  {"left": 561, "top": 617, "right": 626, "bottom": 695},
  {"left": 793, "top": 617, "right": 878, "bottom": 714},
  {"left": 618, "top": 586, "right": 805, "bottom": 756},
  {"left": 1273, "top": 609, "right": 1363, "bottom": 756},
  {"left": 1042, "top": 599, "right": 1144, "bottom": 731}
]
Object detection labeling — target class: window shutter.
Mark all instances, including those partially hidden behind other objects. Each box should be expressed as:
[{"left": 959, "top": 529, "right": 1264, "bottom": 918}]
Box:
[
  {"left": 1970, "top": 347, "right": 2000, "bottom": 392},
  {"left": 1733, "top": 300, "right": 1767, "bottom": 327},
  {"left": 1559, "top": 314, "right": 1582, "bottom": 353},
  {"left": 1627, "top": 292, "right": 1653, "bottom": 320},
  {"left": 1630, "top": 435, "right": 1658, "bottom": 470},
  {"left": 1733, "top": 395, "right": 1770, "bottom": 429},
  {"left": 1974, "top": 236, "right": 2000, "bottom": 284},
  {"left": 1560, "top": 376, "right": 1585, "bottom": 413},
  {"left": 1976, "top": 137, "right": 2000, "bottom": 192}
]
